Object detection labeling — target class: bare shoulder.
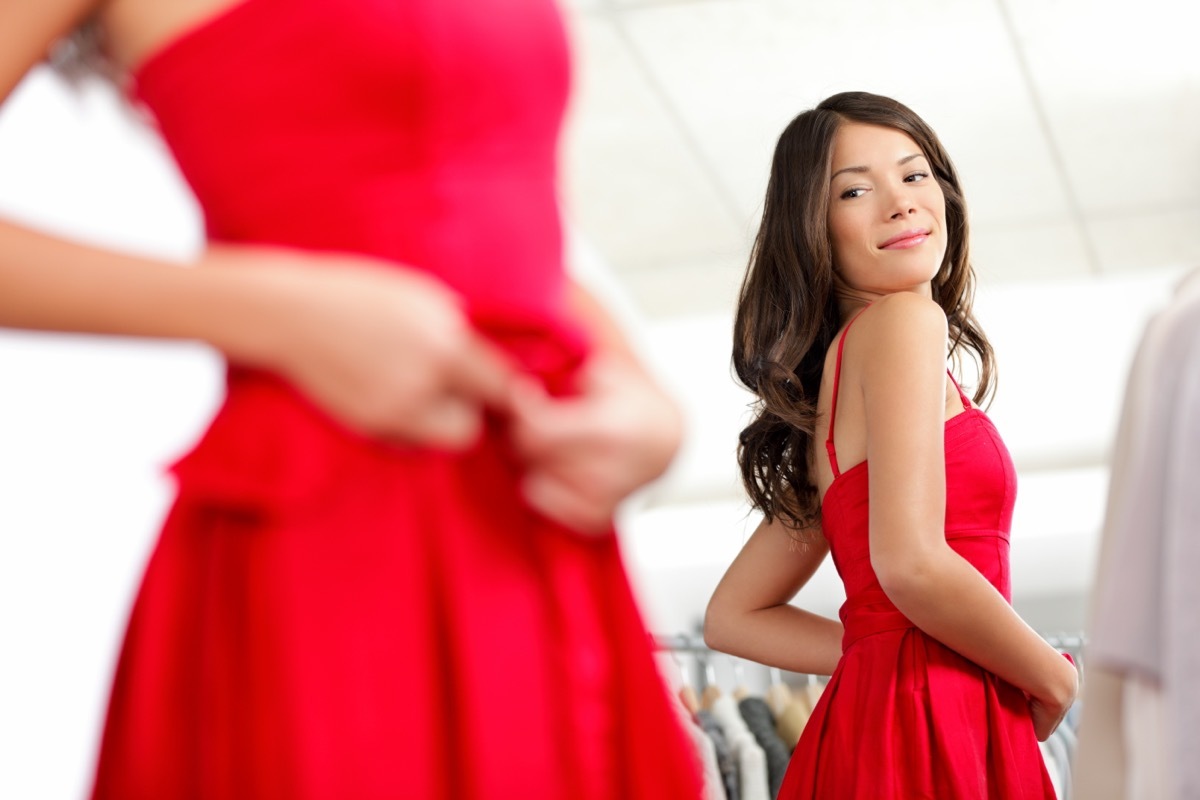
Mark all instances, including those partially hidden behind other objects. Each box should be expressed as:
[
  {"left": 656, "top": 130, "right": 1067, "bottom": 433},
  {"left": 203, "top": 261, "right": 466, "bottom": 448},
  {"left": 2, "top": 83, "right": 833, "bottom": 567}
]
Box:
[
  {"left": 859, "top": 292, "right": 947, "bottom": 335},
  {"left": 841, "top": 293, "right": 950, "bottom": 410},
  {"left": 851, "top": 292, "right": 947, "bottom": 363}
]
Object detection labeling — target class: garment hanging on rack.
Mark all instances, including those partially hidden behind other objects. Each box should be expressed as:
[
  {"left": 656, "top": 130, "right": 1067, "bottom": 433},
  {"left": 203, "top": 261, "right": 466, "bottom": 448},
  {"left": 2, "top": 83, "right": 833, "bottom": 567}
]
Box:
[
  {"left": 669, "top": 692, "right": 728, "bottom": 800},
  {"left": 697, "top": 710, "right": 740, "bottom": 800},
  {"left": 763, "top": 673, "right": 812, "bottom": 750},
  {"left": 764, "top": 677, "right": 791, "bottom": 719},
  {"left": 1075, "top": 270, "right": 1200, "bottom": 799},
  {"left": 769, "top": 685, "right": 811, "bottom": 750},
  {"left": 738, "top": 697, "right": 790, "bottom": 798},
  {"left": 658, "top": 642, "right": 740, "bottom": 800},
  {"left": 710, "top": 693, "right": 770, "bottom": 800}
]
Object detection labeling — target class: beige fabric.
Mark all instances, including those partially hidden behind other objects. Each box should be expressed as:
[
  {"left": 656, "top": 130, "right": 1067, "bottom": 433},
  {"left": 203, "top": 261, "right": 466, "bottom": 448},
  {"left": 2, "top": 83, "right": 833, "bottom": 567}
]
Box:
[
  {"left": 1125, "top": 673, "right": 1168, "bottom": 800},
  {"left": 1074, "top": 667, "right": 1127, "bottom": 800},
  {"left": 774, "top": 700, "right": 810, "bottom": 749},
  {"left": 764, "top": 681, "right": 793, "bottom": 718}
]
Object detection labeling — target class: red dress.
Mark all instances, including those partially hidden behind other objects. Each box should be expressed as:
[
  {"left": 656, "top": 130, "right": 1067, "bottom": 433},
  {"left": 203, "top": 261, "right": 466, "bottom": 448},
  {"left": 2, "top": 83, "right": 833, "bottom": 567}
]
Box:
[
  {"left": 90, "top": 1, "right": 701, "bottom": 797},
  {"left": 777, "top": 310, "right": 1057, "bottom": 799}
]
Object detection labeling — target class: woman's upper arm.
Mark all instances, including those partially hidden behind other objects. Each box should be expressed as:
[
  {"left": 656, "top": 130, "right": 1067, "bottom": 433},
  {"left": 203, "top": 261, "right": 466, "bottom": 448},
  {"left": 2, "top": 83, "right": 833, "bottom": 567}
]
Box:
[
  {"left": 0, "top": 1, "right": 98, "bottom": 102},
  {"left": 857, "top": 293, "right": 951, "bottom": 587},
  {"left": 705, "top": 517, "right": 828, "bottom": 630}
]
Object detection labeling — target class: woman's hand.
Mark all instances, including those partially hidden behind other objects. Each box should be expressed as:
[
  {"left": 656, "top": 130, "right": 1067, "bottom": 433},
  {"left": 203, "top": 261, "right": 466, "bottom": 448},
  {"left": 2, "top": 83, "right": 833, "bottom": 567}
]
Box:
[
  {"left": 1028, "top": 654, "right": 1079, "bottom": 741},
  {"left": 507, "top": 353, "right": 683, "bottom": 534},
  {"left": 205, "top": 245, "right": 517, "bottom": 449}
]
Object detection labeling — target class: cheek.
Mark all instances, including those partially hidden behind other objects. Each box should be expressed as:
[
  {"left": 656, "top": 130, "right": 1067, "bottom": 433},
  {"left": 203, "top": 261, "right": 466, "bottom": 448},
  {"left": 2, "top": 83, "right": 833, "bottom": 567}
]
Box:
[{"left": 827, "top": 211, "right": 860, "bottom": 264}]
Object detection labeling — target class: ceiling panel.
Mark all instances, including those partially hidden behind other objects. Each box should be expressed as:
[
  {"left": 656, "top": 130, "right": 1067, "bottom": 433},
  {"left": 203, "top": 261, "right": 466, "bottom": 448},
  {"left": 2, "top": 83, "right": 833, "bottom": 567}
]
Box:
[
  {"left": 970, "top": 219, "right": 1092, "bottom": 284},
  {"left": 1002, "top": 0, "right": 1200, "bottom": 214},
  {"left": 560, "top": 14, "right": 747, "bottom": 284},
  {"left": 613, "top": 256, "right": 746, "bottom": 318},
  {"left": 1086, "top": 206, "right": 1200, "bottom": 275}
]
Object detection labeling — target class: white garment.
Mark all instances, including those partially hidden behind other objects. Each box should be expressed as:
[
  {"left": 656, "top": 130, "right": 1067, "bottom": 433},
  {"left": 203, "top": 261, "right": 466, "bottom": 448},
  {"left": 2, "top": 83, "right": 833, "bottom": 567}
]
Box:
[
  {"left": 1044, "top": 727, "right": 1072, "bottom": 799},
  {"left": 1040, "top": 740, "right": 1064, "bottom": 800},
  {"left": 669, "top": 691, "right": 729, "bottom": 800},
  {"left": 1125, "top": 673, "right": 1168, "bottom": 800},
  {"left": 709, "top": 693, "right": 770, "bottom": 800},
  {"left": 1077, "top": 273, "right": 1200, "bottom": 798}
]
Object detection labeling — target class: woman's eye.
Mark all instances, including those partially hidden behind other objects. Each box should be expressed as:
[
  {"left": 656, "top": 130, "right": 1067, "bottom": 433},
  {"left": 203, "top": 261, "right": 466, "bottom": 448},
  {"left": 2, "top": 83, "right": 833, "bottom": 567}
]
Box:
[
  {"left": 904, "top": 171, "right": 929, "bottom": 183},
  {"left": 840, "top": 187, "right": 866, "bottom": 200}
]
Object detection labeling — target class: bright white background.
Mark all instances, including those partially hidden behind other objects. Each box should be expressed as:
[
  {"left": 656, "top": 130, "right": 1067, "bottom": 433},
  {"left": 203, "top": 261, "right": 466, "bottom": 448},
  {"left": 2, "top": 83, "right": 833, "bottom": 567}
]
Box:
[{"left": 1, "top": 0, "right": 1197, "bottom": 796}]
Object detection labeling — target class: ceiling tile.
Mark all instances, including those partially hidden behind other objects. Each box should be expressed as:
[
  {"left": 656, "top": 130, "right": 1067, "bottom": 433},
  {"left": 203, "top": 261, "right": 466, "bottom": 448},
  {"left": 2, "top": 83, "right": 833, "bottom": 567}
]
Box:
[
  {"left": 970, "top": 218, "right": 1092, "bottom": 283},
  {"left": 1002, "top": 0, "right": 1200, "bottom": 213},
  {"left": 560, "top": 15, "right": 746, "bottom": 277},
  {"left": 613, "top": 256, "right": 746, "bottom": 318},
  {"left": 1086, "top": 206, "right": 1200, "bottom": 275}
]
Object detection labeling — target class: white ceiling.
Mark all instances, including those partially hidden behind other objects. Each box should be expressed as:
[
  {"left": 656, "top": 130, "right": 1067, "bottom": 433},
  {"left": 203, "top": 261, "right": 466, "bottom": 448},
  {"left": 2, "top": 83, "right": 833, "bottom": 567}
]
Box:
[{"left": 558, "top": 0, "right": 1200, "bottom": 318}]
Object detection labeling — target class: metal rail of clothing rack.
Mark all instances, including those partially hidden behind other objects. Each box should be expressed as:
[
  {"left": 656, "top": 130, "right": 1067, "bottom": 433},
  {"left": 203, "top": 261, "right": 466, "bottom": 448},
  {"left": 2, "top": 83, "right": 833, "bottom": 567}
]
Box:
[
  {"left": 653, "top": 630, "right": 1088, "bottom": 686},
  {"left": 654, "top": 631, "right": 1087, "bottom": 654}
]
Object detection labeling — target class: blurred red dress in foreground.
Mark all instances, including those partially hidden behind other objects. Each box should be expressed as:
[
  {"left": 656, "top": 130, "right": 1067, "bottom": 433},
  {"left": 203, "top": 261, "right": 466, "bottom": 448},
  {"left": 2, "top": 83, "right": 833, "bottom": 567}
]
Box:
[{"left": 90, "top": 0, "right": 701, "bottom": 797}]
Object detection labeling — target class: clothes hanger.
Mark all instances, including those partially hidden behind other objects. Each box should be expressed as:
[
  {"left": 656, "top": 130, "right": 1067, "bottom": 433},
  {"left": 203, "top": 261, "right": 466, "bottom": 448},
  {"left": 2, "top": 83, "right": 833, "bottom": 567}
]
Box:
[
  {"left": 676, "top": 651, "right": 700, "bottom": 715},
  {"left": 765, "top": 666, "right": 794, "bottom": 717},
  {"left": 700, "top": 656, "right": 722, "bottom": 711},
  {"left": 732, "top": 658, "right": 750, "bottom": 701}
]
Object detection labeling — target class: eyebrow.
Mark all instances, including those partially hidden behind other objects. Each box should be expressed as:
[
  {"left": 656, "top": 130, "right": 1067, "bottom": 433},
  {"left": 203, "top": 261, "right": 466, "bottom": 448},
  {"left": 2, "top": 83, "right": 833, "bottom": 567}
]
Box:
[{"left": 830, "top": 152, "right": 927, "bottom": 182}]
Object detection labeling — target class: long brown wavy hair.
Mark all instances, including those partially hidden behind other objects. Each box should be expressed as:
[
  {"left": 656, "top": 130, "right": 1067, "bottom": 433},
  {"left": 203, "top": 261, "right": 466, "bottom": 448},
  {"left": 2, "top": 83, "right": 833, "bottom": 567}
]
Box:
[{"left": 733, "top": 91, "right": 995, "bottom": 532}]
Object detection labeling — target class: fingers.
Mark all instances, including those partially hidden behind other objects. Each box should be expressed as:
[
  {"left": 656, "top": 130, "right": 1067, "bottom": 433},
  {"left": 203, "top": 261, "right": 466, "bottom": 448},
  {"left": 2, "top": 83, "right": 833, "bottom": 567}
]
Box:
[
  {"left": 405, "top": 331, "right": 516, "bottom": 449},
  {"left": 1029, "top": 697, "right": 1069, "bottom": 742},
  {"left": 507, "top": 375, "right": 596, "bottom": 459},
  {"left": 521, "top": 471, "right": 612, "bottom": 536},
  {"left": 407, "top": 395, "right": 484, "bottom": 449},
  {"left": 510, "top": 385, "right": 628, "bottom": 535},
  {"left": 446, "top": 332, "right": 519, "bottom": 413}
]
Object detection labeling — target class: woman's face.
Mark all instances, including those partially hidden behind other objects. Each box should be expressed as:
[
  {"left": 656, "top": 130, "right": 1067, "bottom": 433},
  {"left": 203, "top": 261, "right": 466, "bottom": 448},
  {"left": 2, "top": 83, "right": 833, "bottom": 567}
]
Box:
[{"left": 826, "top": 122, "right": 947, "bottom": 300}]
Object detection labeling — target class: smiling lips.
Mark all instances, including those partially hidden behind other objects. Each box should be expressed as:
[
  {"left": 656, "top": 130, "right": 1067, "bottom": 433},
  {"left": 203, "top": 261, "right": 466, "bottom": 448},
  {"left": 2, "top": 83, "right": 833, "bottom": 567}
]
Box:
[{"left": 879, "top": 229, "right": 931, "bottom": 250}]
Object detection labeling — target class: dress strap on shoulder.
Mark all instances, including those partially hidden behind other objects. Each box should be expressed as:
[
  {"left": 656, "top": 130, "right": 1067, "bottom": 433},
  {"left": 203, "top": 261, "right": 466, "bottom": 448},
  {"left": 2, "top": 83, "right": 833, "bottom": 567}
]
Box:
[
  {"left": 946, "top": 371, "right": 971, "bottom": 411},
  {"left": 825, "top": 304, "right": 873, "bottom": 479}
]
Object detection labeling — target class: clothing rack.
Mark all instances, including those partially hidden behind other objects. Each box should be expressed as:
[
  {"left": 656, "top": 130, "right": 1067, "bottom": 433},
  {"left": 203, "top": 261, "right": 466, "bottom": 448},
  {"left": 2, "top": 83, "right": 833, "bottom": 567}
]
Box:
[
  {"left": 652, "top": 632, "right": 711, "bottom": 654},
  {"left": 1042, "top": 632, "right": 1087, "bottom": 653},
  {"left": 653, "top": 630, "right": 1089, "bottom": 671},
  {"left": 655, "top": 630, "right": 1087, "bottom": 653},
  {"left": 655, "top": 630, "right": 1086, "bottom": 799}
]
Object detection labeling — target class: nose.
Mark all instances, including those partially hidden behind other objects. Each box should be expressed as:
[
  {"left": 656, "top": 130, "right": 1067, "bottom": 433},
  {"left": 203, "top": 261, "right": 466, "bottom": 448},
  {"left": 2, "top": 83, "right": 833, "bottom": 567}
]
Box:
[{"left": 884, "top": 183, "right": 916, "bottom": 219}]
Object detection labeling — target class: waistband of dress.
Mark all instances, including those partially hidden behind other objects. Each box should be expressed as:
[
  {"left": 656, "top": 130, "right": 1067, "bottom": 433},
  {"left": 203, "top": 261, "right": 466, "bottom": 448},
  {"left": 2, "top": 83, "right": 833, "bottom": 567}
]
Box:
[{"left": 838, "top": 588, "right": 915, "bottom": 651}]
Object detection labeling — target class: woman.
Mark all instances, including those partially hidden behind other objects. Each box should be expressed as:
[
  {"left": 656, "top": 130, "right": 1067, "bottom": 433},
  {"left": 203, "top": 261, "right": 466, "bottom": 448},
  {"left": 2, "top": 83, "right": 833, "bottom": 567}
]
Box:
[
  {"left": 0, "top": 1, "right": 701, "bottom": 798},
  {"left": 704, "top": 92, "right": 1078, "bottom": 798}
]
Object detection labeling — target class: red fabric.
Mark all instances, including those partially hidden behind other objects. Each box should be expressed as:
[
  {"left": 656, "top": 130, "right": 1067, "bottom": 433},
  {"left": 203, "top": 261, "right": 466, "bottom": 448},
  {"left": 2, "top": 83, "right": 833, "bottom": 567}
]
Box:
[
  {"left": 780, "top": 310, "right": 1056, "bottom": 799},
  {"left": 90, "top": 1, "right": 702, "bottom": 797}
]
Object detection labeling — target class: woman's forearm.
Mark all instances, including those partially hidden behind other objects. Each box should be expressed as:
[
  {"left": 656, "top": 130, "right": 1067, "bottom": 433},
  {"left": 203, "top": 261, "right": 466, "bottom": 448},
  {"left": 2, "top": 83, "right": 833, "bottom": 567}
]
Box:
[
  {"left": 704, "top": 602, "right": 843, "bottom": 677},
  {"left": 881, "top": 547, "right": 1076, "bottom": 706},
  {"left": 0, "top": 219, "right": 278, "bottom": 361}
]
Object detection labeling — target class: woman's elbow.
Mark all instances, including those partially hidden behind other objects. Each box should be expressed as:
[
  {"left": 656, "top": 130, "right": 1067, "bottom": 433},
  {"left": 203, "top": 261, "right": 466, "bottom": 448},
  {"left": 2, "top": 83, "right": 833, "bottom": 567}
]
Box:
[
  {"left": 871, "top": 549, "right": 942, "bottom": 608},
  {"left": 702, "top": 593, "right": 736, "bottom": 652}
]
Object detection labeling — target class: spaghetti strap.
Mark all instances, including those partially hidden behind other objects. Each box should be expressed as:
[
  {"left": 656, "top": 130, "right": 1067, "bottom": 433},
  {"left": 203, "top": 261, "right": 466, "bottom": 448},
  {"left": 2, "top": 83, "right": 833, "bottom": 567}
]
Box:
[
  {"left": 824, "top": 305, "right": 872, "bottom": 479},
  {"left": 825, "top": 305, "right": 975, "bottom": 478},
  {"left": 946, "top": 371, "right": 971, "bottom": 411}
]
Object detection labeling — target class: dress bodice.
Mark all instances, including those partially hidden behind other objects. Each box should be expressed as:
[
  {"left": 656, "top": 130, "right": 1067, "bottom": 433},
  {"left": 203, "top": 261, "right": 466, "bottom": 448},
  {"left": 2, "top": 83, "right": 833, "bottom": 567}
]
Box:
[{"left": 133, "top": 0, "right": 577, "bottom": 337}]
